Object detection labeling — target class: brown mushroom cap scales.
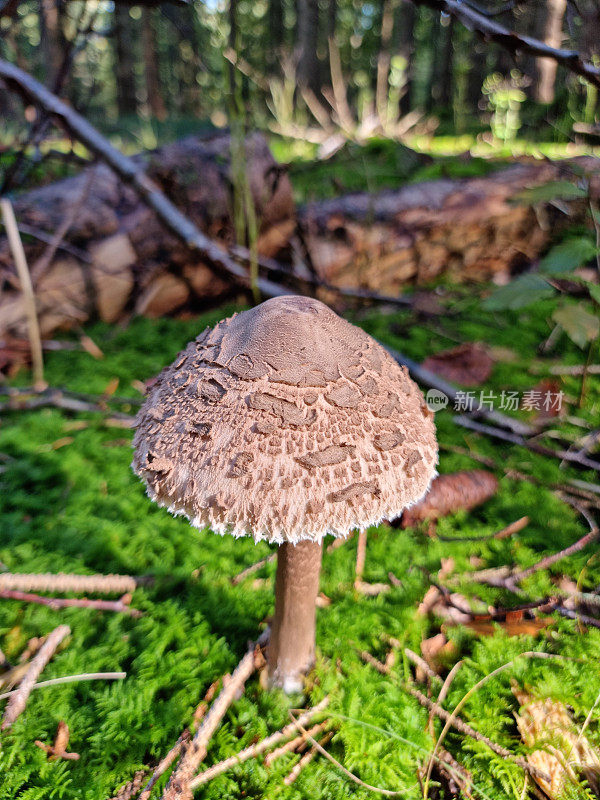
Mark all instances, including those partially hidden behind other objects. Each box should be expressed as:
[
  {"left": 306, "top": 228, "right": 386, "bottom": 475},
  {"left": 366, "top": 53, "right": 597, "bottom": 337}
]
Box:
[{"left": 132, "top": 295, "right": 438, "bottom": 544}]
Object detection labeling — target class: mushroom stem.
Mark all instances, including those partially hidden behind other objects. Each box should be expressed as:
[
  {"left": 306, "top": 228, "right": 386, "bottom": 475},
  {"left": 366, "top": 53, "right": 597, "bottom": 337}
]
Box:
[{"left": 268, "top": 540, "right": 322, "bottom": 693}]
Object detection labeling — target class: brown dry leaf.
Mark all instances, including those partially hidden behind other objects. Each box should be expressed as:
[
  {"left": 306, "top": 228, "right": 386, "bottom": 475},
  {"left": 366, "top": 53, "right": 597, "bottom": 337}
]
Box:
[
  {"left": 79, "top": 334, "right": 104, "bottom": 360},
  {"left": 532, "top": 378, "right": 564, "bottom": 419},
  {"left": 401, "top": 471, "right": 498, "bottom": 528},
  {"left": 51, "top": 437, "right": 74, "bottom": 450},
  {"left": 420, "top": 633, "right": 457, "bottom": 674},
  {"left": 466, "top": 612, "right": 552, "bottom": 637},
  {"left": 512, "top": 682, "right": 600, "bottom": 798},
  {"left": 423, "top": 343, "right": 493, "bottom": 386},
  {"left": 103, "top": 377, "right": 120, "bottom": 397},
  {"left": 35, "top": 720, "right": 80, "bottom": 761}
]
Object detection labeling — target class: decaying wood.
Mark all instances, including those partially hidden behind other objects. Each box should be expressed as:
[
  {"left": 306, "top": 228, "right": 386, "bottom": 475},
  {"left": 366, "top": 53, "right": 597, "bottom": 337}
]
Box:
[
  {"left": 0, "top": 66, "right": 294, "bottom": 339},
  {"left": 299, "top": 160, "right": 595, "bottom": 296},
  {"left": 162, "top": 634, "right": 268, "bottom": 799},
  {"left": 1, "top": 624, "right": 70, "bottom": 729},
  {"left": 401, "top": 470, "right": 499, "bottom": 528},
  {"left": 0, "top": 572, "right": 140, "bottom": 594},
  {"left": 189, "top": 696, "right": 330, "bottom": 788}
]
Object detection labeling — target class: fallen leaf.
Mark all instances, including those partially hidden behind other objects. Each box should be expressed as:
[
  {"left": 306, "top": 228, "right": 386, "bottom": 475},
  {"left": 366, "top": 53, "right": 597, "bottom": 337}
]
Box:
[
  {"left": 423, "top": 343, "right": 493, "bottom": 386},
  {"left": 512, "top": 683, "right": 600, "bottom": 798},
  {"left": 401, "top": 471, "right": 498, "bottom": 528},
  {"left": 420, "top": 633, "right": 456, "bottom": 674},
  {"left": 51, "top": 437, "right": 74, "bottom": 450},
  {"left": 79, "top": 334, "right": 104, "bottom": 360},
  {"left": 103, "top": 377, "right": 120, "bottom": 397}
]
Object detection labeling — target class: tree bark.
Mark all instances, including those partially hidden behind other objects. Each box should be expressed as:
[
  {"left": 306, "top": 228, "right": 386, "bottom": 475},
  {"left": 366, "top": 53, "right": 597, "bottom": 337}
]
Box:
[
  {"left": 142, "top": 8, "right": 166, "bottom": 120},
  {"left": 38, "top": 0, "right": 64, "bottom": 87},
  {"left": 268, "top": 541, "right": 322, "bottom": 693},
  {"left": 113, "top": 5, "right": 138, "bottom": 116},
  {"left": 296, "top": 0, "right": 320, "bottom": 94},
  {"left": 533, "top": 0, "right": 567, "bottom": 104}
]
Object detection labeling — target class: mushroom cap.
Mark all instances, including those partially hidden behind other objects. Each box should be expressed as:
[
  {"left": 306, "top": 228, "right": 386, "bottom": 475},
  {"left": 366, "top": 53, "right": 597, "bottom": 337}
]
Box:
[{"left": 132, "top": 296, "right": 437, "bottom": 544}]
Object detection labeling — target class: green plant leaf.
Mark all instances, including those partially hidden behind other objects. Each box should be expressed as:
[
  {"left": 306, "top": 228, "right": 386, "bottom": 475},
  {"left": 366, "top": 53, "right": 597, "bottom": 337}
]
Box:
[
  {"left": 512, "top": 181, "right": 587, "bottom": 204},
  {"left": 482, "top": 274, "right": 554, "bottom": 311},
  {"left": 552, "top": 304, "right": 600, "bottom": 348},
  {"left": 539, "top": 237, "right": 598, "bottom": 274},
  {"left": 586, "top": 282, "right": 600, "bottom": 305}
]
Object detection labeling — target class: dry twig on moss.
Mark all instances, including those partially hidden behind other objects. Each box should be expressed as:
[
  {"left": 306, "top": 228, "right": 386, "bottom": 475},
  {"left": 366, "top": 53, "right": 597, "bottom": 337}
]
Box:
[
  {"left": 189, "top": 696, "right": 330, "bottom": 788},
  {"left": 231, "top": 553, "right": 276, "bottom": 585},
  {"left": 162, "top": 633, "right": 268, "bottom": 799},
  {"left": 0, "top": 589, "right": 141, "bottom": 616},
  {"left": 264, "top": 720, "right": 330, "bottom": 766},
  {"left": 0, "top": 572, "right": 140, "bottom": 594},
  {"left": 138, "top": 731, "right": 191, "bottom": 800},
  {"left": 2, "top": 624, "right": 70, "bottom": 729},
  {"left": 283, "top": 730, "right": 334, "bottom": 785}
]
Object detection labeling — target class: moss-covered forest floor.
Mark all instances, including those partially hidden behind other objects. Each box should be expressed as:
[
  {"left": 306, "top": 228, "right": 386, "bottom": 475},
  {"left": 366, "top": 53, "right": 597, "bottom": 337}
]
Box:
[{"left": 1, "top": 145, "right": 600, "bottom": 799}]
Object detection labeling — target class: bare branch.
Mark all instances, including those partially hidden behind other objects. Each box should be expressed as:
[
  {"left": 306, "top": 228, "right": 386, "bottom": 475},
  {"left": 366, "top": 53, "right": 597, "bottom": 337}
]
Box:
[{"left": 406, "top": 0, "right": 600, "bottom": 89}]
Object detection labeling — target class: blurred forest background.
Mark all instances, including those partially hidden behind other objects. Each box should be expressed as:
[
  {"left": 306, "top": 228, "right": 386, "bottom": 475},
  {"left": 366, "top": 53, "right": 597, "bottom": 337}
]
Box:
[{"left": 1, "top": 0, "right": 600, "bottom": 189}]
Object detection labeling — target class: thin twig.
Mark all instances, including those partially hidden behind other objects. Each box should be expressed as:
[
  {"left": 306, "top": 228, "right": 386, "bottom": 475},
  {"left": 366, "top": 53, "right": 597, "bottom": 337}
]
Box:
[
  {"left": 2, "top": 624, "right": 70, "bottom": 728},
  {"left": 264, "top": 720, "right": 330, "bottom": 767},
  {"left": 283, "top": 731, "right": 334, "bottom": 785},
  {"left": 189, "top": 696, "right": 330, "bottom": 788},
  {"left": 138, "top": 731, "right": 191, "bottom": 800},
  {"left": 423, "top": 652, "right": 563, "bottom": 799},
  {"left": 0, "top": 672, "right": 126, "bottom": 701},
  {"left": 406, "top": 0, "right": 600, "bottom": 89},
  {"left": 287, "top": 710, "right": 401, "bottom": 796},
  {"left": 436, "top": 516, "right": 529, "bottom": 543},
  {"left": 454, "top": 415, "right": 600, "bottom": 471},
  {"left": 0, "top": 198, "right": 44, "bottom": 388},
  {"left": 162, "top": 632, "right": 268, "bottom": 799},
  {"left": 0, "top": 572, "right": 141, "bottom": 594},
  {"left": 404, "top": 683, "right": 547, "bottom": 781},
  {"left": 231, "top": 553, "right": 276, "bottom": 585},
  {"left": 0, "top": 589, "right": 141, "bottom": 616}
]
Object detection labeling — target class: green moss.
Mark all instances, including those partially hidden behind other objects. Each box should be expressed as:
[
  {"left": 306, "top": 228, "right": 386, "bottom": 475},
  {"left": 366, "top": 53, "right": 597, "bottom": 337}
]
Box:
[{"left": 0, "top": 291, "right": 599, "bottom": 798}]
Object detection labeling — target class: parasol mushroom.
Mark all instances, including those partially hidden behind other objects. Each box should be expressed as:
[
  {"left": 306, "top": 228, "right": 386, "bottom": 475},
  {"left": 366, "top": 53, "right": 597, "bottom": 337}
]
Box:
[{"left": 132, "top": 295, "right": 437, "bottom": 692}]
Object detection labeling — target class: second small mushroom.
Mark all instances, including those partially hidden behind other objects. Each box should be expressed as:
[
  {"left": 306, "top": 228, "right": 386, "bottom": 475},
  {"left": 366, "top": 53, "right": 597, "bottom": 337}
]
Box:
[{"left": 132, "top": 296, "right": 437, "bottom": 692}]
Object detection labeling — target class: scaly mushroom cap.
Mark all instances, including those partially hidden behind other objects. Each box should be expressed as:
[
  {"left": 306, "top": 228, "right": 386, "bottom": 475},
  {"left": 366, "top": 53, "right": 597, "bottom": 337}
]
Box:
[{"left": 132, "top": 296, "right": 437, "bottom": 543}]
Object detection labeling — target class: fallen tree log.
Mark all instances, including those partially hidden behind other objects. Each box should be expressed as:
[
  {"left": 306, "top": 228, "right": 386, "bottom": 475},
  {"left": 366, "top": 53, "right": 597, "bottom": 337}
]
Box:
[
  {"left": 0, "top": 131, "right": 295, "bottom": 337},
  {"left": 299, "top": 160, "right": 594, "bottom": 294}
]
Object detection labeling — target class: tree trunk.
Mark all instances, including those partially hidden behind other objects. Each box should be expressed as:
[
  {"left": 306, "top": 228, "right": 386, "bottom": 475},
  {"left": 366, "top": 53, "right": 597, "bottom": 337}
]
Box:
[
  {"left": 142, "top": 8, "right": 166, "bottom": 120},
  {"left": 396, "top": 1, "right": 415, "bottom": 113},
  {"left": 268, "top": 0, "right": 285, "bottom": 68},
  {"left": 533, "top": 0, "right": 567, "bottom": 103},
  {"left": 376, "top": 0, "right": 395, "bottom": 128},
  {"left": 296, "top": 0, "right": 320, "bottom": 93},
  {"left": 113, "top": 5, "right": 138, "bottom": 116},
  {"left": 38, "top": 0, "right": 64, "bottom": 87}
]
